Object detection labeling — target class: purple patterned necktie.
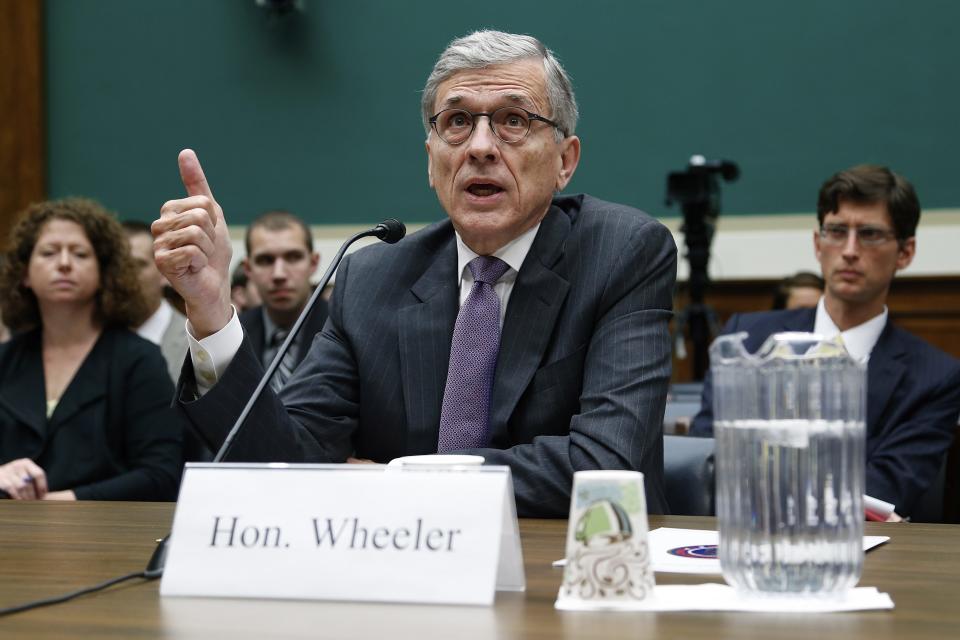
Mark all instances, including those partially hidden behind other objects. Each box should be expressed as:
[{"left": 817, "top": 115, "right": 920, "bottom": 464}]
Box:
[{"left": 437, "top": 256, "right": 511, "bottom": 452}]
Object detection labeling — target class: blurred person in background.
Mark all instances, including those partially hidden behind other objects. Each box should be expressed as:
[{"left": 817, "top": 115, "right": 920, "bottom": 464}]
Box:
[
  {"left": 692, "top": 165, "right": 960, "bottom": 519},
  {"left": 772, "top": 271, "right": 824, "bottom": 310},
  {"left": 0, "top": 198, "right": 182, "bottom": 501},
  {"left": 230, "top": 262, "right": 261, "bottom": 312},
  {"left": 0, "top": 256, "right": 8, "bottom": 343},
  {"left": 238, "top": 210, "right": 327, "bottom": 391},
  {"left": 123, "top": 220, "right": 188, "bottom": 382}
]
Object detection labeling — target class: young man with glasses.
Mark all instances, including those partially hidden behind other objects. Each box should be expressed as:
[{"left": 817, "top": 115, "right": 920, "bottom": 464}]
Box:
[
  {"left": 152, "top": 30, "right": 677, "bottom": 517},
  {"left": 691, "top": 165, "right": 960, "bottom": 519}
]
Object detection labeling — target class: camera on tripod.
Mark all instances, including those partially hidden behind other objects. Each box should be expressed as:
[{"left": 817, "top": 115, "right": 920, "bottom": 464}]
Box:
[{"left": 665, "top": 155, "right": 739, "bottom": 380}]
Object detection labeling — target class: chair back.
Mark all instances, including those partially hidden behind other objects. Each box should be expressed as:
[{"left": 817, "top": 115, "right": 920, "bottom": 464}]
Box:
[{"left": 663, "top": 435, "right": 715, "bottom": 516}]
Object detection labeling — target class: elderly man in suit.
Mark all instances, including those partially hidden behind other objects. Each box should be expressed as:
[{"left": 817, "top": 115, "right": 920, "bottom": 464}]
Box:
[
  {"left": 691, "top": 165, "right": 960, "bottom": 520},
  {"left": 238, "top": 210, "right": 327, "bottom": 392},
  {"left": 152, "top": 30, "right": 677, "bottom": 517},
  {"left": 123, "top": 221, "right": 188, "bottom": 383}
]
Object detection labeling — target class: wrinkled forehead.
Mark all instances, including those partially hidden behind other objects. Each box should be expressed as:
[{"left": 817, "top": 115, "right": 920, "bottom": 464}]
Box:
[{"left": 433, "top": 59, "right": 549, "bottom": 114}]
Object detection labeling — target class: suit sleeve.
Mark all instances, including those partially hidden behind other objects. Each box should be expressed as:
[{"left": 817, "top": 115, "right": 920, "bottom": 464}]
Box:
[
  {"left": 176, "top": 258, "right": 357, "bottom": 464},
  {"left": 865, "top": 359, "right": 960, "bottom": 517},
  {"left": 72, "top": 341, "right": 183, "bottom": 501},
  {"left": 460, "top": 220, "right": 678, "bottom": 517}
]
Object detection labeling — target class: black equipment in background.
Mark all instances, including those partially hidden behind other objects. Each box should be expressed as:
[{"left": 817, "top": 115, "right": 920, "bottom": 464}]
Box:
[{"left": 666, "top": 156, "right": 739, "bottom": 380}]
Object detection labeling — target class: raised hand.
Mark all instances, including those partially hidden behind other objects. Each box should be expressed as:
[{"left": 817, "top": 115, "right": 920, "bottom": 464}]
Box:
[{"left": 153, "top": 149, "right": 234, "bottom": 337}]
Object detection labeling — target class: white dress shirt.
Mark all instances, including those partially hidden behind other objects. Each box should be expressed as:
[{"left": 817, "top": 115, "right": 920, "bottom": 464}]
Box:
[
  {"left": 136, "top": 299, "right": 173, "bottom": 346},
  {"left": 455, "top": 222, "right": 538, "bottom": 327},
  {"left": 813, "top": 297, "right": 888, "bottom": 363}
]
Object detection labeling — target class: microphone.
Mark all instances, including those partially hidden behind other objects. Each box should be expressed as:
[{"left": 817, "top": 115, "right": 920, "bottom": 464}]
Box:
[
  {"left": 212, "top": 219, "right": 406, "bottom": 463},
  {"left": 373, "top": 218, "right": 406, "bottom": 244}
]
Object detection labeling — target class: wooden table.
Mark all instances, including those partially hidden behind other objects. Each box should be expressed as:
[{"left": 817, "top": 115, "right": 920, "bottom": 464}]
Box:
[{"left": 1, "top": 501, "right": 958, "bottom": 639}]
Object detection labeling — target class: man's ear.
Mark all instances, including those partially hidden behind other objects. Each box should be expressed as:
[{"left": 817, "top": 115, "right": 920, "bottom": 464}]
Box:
[
  {"left": 309, "top": 252, "right": 320, "bottom": 274},
  {"left": 425, "top": 140, "right": 435, "bottom": 189},
  {"left": 242, "top": 257, "right": 252, "bottom": 278},
  {"left": 555, "top": 135, "right": 581, "bottom": 191},
  {"left": 896, "top": 236, "right": 916, "bottom": 271}
]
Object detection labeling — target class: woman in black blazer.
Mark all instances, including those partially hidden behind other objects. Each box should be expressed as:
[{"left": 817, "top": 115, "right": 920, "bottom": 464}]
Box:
[{"left": 0, "top": 198, "right": 182, "bottom": 501}]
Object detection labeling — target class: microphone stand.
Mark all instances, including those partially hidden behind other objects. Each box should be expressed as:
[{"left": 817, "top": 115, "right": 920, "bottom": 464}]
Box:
[
  {"left": 146, "top": 219, "right": 405, "bottom": 579},
  {"left": 214, "top": 219, "right": 405, "bottom": 462}
]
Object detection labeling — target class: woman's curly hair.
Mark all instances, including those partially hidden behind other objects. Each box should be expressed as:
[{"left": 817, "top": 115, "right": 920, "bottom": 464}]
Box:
[{"left": 0, "top": 197, "right": 151, "bottom": 332}]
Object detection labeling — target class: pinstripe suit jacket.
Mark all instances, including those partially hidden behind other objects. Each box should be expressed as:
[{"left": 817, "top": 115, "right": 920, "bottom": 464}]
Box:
[
  {"left": 180, "top": 194, "right": 677, "bottom": 517},
  {"left": 690, "top": 308, "right": 960, "bottom": 518}
]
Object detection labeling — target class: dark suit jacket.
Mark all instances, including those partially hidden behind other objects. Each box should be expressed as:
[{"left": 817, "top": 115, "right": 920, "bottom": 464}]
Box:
[
  {"left": 180, "top": 194, "right": 677, "bottom": 517},
  {"left": 690, "top": 308, "right": 960, "bottom": 517},
  {"left": 239, "top": 300, "right": 329, "bottom": 369},
  {"left": 0, "top": 327, "right": 183, "bottom": 500}
]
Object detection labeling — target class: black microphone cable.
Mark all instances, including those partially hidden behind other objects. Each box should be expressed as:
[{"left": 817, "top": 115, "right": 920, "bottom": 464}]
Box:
[
  {"left": 0, "top": 533, "right": 168, "bottom": 617},
  {"left": 0, "top": 571, "right": 148, "bottom": 617}
]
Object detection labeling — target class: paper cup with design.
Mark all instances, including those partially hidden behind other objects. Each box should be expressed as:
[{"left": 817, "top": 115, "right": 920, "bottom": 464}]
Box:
[{"left": 555, "top": 470, "right": 656, "bottom": 610}]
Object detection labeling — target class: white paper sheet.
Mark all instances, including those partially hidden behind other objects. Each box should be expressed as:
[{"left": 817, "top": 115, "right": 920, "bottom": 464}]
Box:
[{"left": 647, "top": 528, "right": 890, "bottom": 574}]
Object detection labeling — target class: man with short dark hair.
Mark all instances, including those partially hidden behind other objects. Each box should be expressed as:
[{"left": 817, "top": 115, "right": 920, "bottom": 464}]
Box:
[
  {"left": 123, "top": 220, "right": 187, "bottom": 382},
  {"left": 230, "top": 263, "right": 261, "bottom": 313},
  {"left": 152, "top": 30, "right": 677, "bottom": 517},
  {"left": 239, "top": 210, "right": 327, "bottom": 391},
  {"left": 691, "top": 165, "right": 960, "bottom": 519},
  {"left": 772, "top": 271, "right": 823, "bottom": 310}
]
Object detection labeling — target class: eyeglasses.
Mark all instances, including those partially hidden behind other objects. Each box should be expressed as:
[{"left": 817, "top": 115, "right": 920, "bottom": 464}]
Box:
[
  {"left": 819, "top": 224, "right": 898, "bottom": 248},
  {"left": 429, "top": 107, "right": 564, "bottom": 145}
]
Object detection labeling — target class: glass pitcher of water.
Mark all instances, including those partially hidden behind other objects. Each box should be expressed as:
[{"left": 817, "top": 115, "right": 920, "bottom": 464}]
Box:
[{"left": 711, "top": 332, "right": 866, "bottom": 596}]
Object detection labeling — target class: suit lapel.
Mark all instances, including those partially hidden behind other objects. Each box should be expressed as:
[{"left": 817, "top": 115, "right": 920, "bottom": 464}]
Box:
[
  {"left": 489, "top": 209, "right": 571, "bottom": 441},
  {"left": 397, "top": 237, "right": 459, "bottom": 454},
  {"left": 296, "top": 301, "right": 328, "bottom": 367},
  {"left": 782, "top": 307, "right": 816, "bottom": 333},
  {"left": 865, "top": 321, "right": 905, "bottom": 438},
  {"left": 0, "top": 330, "right": 47, "bottom": 438},
  {"left": 47, "top": 331, "right": 108, "bottom": 439}
]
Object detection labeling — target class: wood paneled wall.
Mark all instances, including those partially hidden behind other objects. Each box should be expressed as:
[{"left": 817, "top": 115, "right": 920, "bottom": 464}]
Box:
[
  {"left": 672, "top": 276, "right": 960, "bottom": 382},
  {"left": 0, "top": 0, "right": 44, "bottom": 247}
]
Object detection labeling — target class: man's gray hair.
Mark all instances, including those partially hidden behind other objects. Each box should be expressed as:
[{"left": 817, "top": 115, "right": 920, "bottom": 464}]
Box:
[{"left": 421, "top": 30, "right": 578, "bottom": 142}]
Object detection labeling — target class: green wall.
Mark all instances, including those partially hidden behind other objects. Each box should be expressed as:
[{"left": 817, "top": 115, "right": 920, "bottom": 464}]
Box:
[{"left": 46, "top": 0, "right": 960, "bottom": 225}]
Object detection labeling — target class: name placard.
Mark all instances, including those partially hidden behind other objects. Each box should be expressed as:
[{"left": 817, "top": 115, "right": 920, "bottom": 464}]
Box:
[{"left": 160, "top": 463, "right": 524, "bottom": 606}]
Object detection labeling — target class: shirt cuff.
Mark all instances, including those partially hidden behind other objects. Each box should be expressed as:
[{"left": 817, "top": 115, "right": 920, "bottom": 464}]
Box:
[{"left": 186, "top": 307, "right": 242, "bottom": 396}]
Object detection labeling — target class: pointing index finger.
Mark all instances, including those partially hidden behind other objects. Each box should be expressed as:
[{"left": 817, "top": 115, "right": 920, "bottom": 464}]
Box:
[{"left": 178, "top": 148, "right": 214, "bottom": 199}]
